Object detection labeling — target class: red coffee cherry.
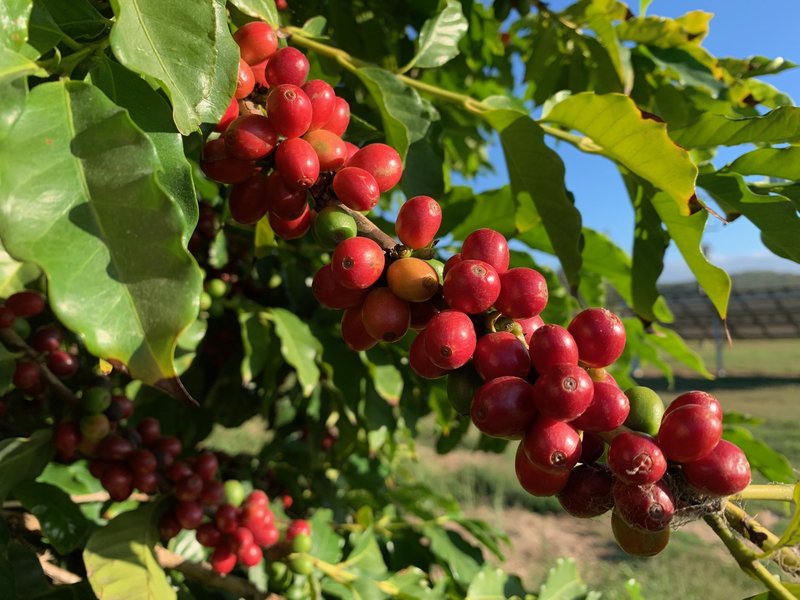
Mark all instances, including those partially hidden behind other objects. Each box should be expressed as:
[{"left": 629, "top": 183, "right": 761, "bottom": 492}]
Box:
[
  {"left": 424, "top": 310, "right": 477, "bottom": 370},
  {"left": 239, "top": 543, "right": 263, "bottom": 567},
  {"left": 286, "top": 519, "right": 311, "bottom": 541},
  {"left": 473, "top": 332, "right": 530, "bottom": 380},
  {"left": 159, "top": 512, "right": 182, "bottom": 541},
  {"left": 230, "top": 527, "right": 255, "bottom": 551},
  {"left": 265, "top": 171, "right": 308, "bottom": 220},
  {"left": 47, "top": 350, "right": 78, "bottom": 378},
  {"left": 331, "top": 237, "right": 385, "bottom": 290},
  {"left": 106, "top": 394, "right": 134, "bottom": 421},
  {"left": 251, "top": 59, "right": 268, "bottom": 88},
  {"left": 442, "top": 254, "right": 461, "bottom": 278},
  {"left": 515, "top": 315, "right": 544, "bottom": 345},
  {"left": 156, "top": 436, "right": 182, "bottom": 458},
  {"left": 443, "top": 259, "right": 500, "bottom": 314},
  {"left": 302, "top": 79, "right": 336, "bottom": 130},
  {"left": 333, "top": 167, "right": 380, "bottom": 211},
  {"left": 612, "top": 479, "right": 675, "bottom": 531},
  {"left": 461, "top": 229, "right": 509, "bottom": 273},
  {"left": 343, "top": 141, "right": 359, "bottom": 162},
  {"left": 495, "top": 268, "right": 548, "bottom": 318},
  {"left": 580, "top": 432, "right": 606, "bottom": 464},
  {"left": 235, "top": 58, "right": 255, "bottom": 99},
  {"left": 266, "top": 84, "right": 313, "bottom": 138},
  {"left": 53, "top": 421, "right": 82, "bottom": 455},
  {"left": 608, "top": 432, "right": 667, "bottom": 486},
  {"left": 13, "top": 360, "right": 41, "bottom": 390},
  {"left": 567, "top": 307, "right": 626, "bottom": 368},
  {"left": 0, "top": 306, "right": 15, "bottom": 328},
  {"left": 229, "top": 173, "right": 270, "bottom": 225},
  {"left": 264, "top": 46, "right": 309, "bottom": 87},
  {"left": 341, "top": 308, "right": 377, "bottom": 351},
  {"left": 233, "top": 21, "right": 278, "bottom": 65},
  {"left": 196, "top": 523, "right": 223, "bottom": 548},
  {"left": 323, "top": 97, "right": 350, "bottom": 135},
  {"left": 471, "top": 376, "right": 537, "bottom": 439},
  {"left": 275, "top": 138, "right": 320, "bottom": 190},
  {"left": 253, "top": 524, "right": 279, "bottom": 547},
  {"left": 246, "top": 490, "right": 269, "bottom": 507},
  {"left": 409, "top": 331, "right": 447, "bottom": 379},
  {"left": 529, "top": 324, "right": 579, "bottom": 372},
  {"left": 658, "top": 404, "right": 722, "bottom": 463},
  {"left": 532, "top": 364, "right": 593, "bottom": 421},
  {"left": 312, "top": 264, "right": 368, "bottom": 309},
  {"left": 682, "top": 440, "right": 751, "bottom": 496},
  {"left": 611, "top": 510, "right": 670, "bottom": 557},
  {"left": 129, "top": 449, "right": 157, "bottom": 476},
  {"left": 215, "top": 504, "right": 240, "bottom": 534},
  {"left": 268, "top": 205, "right": 314, "bottom": 240},
  {"left": 395, "top": 196, "right": 442, "bottom": 249},
  {"left": 168, "top": 460, "right": 193, "bottom": 482},
  {"left": 200, "top": 480, "right": 226, "bottom": 506},
  {"left": 136, "top": 417, "right": 161, "bottom": 447},
  {"left": 215, "top": 97, "right": 240, "bottom": 133},
  {"left": 663, "top": 390, "right": 722, "bottom": 421},
  {"left": 571, "top": 381, "right": 631, "bottom": 433},
  {"left": 200, "top": 138, "right": 257, "bottom": 184},
  {"left": 361, "top": 287, "right": 410, "bottom": 343},
  {"left": 303, "top": 129, "right": 347, "bottom": 171},
  {"left": 134, "top": 471, "right": 159, "bottom": 494},
  {"left": 514, "top": 443, "right": 569, "bottom": 497},
  {"left": 7, "top": 290, "right": 46, "bottom": 317},
  {"left": 210, "top": 546, "right": 237, "bottom": 575},
  {"left": 193, "top": 453, "right": 219, "bottom": 481},
  {"left": 224, "top": 114, "right": 277, "bottom": 160},
  {"left": 410, "top": 300, "right": 439, "bottom": 330},
  {"left": 98, "top": 435, "right": 134, "bottom": 461},
  {"left": 175, "top": 474, "right": 204, "bottom": 502},
  {"left": 523, "top": 417, "right": 582, "bottom": 473},
  {"left": 557, "top": 464, "right": 614, "bottom": 518},
  {"left": 101, "top": 464, "right": 134, "bottom": 502},
  {"left": 346, "top": 143, "right": 403, "bottom": 192}
]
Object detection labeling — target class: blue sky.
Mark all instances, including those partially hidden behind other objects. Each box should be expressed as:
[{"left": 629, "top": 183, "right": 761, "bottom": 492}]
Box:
[{"left": 467, "top": 0, "right": 800, "bottom": 282}]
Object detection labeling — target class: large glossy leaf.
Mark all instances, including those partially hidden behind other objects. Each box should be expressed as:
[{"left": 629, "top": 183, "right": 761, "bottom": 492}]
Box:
[
  {"left": 37, "top": 0, "right": 107, "bottom": 41},
  {"left": 108, "top": 0, "right": 238, "bottom": 135},
  {"left": 238, "top": 311, "right": 271, "bottom": 385},
  {"left": 0, "top": 74, "right": 27, "bottom": 141},
  {"left": 484, "top": 110, "right": 582, "bottom": 286},
  {"left": 421, "top": 525, "right": 482, "bottom": 587},
  {"left": 0, "top": 0, "right": 32, "bottom": 50},
  {"left": 405, "top": 0, "right": 468, "bottom": 70},
  {"left": 649, "top": 191, "right": 730, "bottom": 319},
  {"left": 0, "top": 45, "right": 45, "bottom": 83},
  {"left": 228, "top": 0, "right": 278, "bottom": 26},
  {"left": 543, "top": 93, "right": 698, "bottom": 215},
  {"left": 699, "top": 172, "right": 800, "bottom": 263},
  {"left": 581, "top": 228, "right": 632, "bottom": 308},
  {"left": 669, "top": 106, "right": 800, "bottom": 149},
  {"left": 727, "top": 146, "right": 800, "bottom": 180},
  {"left": 84, "top": 502, "right": 176, "bottom": 600},
  {"left": 0, "top": 239, "right": 40, "bottom": 297},
  {"left": 268, "top": 307, "right": 321, "bottom": 397},
  {"left": 0, "top": 81, "right": 202, "bottom": 398},
  {"left": 90, "top": 59, "right": 198, "bottom": 243},
  {"left": 14, "top": 481, "right": 91, "bottom": 554},
  {"left": 0, "top": 430, "right": 53, "bottom": 501}
]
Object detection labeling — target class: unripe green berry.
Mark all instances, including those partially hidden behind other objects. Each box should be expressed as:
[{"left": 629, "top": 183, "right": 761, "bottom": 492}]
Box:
[
  {"left": 82, "top": 387, "right": 112, "bottom": 414},
  {"left": 289, "top": 554, "right": 314, "bottom": 575},
  {"left": 11, "top": 318, "right": 30, "bottom": 340},
  {"left": 206, "top": 278, "right": 228, "bottom": 298},
  {"left": 223, "top": 479, "right": 246, "bottom": 507},
  {"left": 313, "top": 206, "right": 357, "bottom": 250},
  {"left": 268, "top": 561, "right": 292, "bottom": 592},
  {"left": 427, "top": 259, "right": 445, "bottom": 284},
  {"left": 80, "top": 413, "right": 111, "bottom": 442},
  {"left": 291, "top": 532, "right": 312, "bottom": 553},
  {"left": 199, "top": 292, "right": 213, "bottom": 311}
]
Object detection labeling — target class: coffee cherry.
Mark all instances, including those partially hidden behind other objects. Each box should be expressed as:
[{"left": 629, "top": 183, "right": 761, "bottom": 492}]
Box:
[
  {"left": 361, "top": 288, "right": 410, "bottom": 343},
  {"left": 266, "top": 172, "right": 308, "bottom": 220},
  {"left": 557, "top": 464, "right": 614, "bottom": 518},
  {"left": 159, "top": 512, "right": 182, "bottom": 541},
  {"left": 515, "top": 315, "right": 544, "bottom": 345},
  {"left": 269, "top": 204, "right": 313, "bottom": 240},
  {"left": 442, "top": 254, "right": 461, "bottom": 278},
  {"left": 266, "top": 84, "right": 313, "bottom": 138},
  {"left": 200, "top": 138, "right": 257, "bottom": 184},
  {"left": 200, "top": 480, "right": 225, "bottom": 506},
  {"left": 611, "top": 510, "right": 670, "bottom": 557},
  {"left": 395, "top": 196, "right": 441, "bottom": 249},
  {"left": 224, "top": 480, "right": 246, "bottom": 507},
  {"left": 47, "top": 350, "right": 78, "bottom": 378},
  {"left": 175, "top": 474, "right": 204, "bottom": 502},
  {"left": 341, "top": 308, "right": 377, "bottom": 351},
  {"left": 215, "top": 504, "right": 240, "bottom": 533},
  {"left": 251, "top": 59, "right": 268, "bottom": 87},
  {"left": 333, "top": 167, "right": 380, "bottom": 211},
  {"left": 265, "top": 47, "right": 309, "bottom": 87},
  {"left": 495, "top": 268, "right": 548, "bottom": 318},
  {"left": 292, "top": 532, "right": 313, "bottom": 553},
  {"left": 623, "top": 386, "right": 665, "bottom": 436},
  {"left": 286, "top": 519, "right": 311, "bottom": 541},
  {"left": 193, "top": 453, "right": 219, "bottom": 481},
  {"left": 134, "top": 471, "right": 159, "bottom": 494},
  {"left": 246, "top": 490, "right": 269, "bottom": 507},
  {"left": 424, "top": 310, "right": 476, "bottom": 370},
  {"left": 289, "top": 555, "right": 314, "bottom": 575},
  {"left": 409, "top": 331, "right": 447, "bottom": 379},
  {"left": 608, "top": 432, "right": 666, "bottom": 486},
  {"left": 234, "top": 21, "right": 278, "bottom": 65},
  {"left": 210, "top": 546, "right": 237, "bottom": 574},
  {"left": 311, "top": 265, "right": 367, "bottom": 309},
  {"left": 580, "top": 432, "right": 606, "bottom": 464},
  {"left": 101, "top": 465, "right": 134, "bottom": 502},
  {"left": 156, "top": 436, "right": 183, "bottom": 459},
  {"left": 613, "top": 479, "right": 675, "bottom": 531},
  {"left": 343, "top": 141, "right": 359, "bottom": 162},
  {"left": 98, "top": 435, "right": 134, "bottom": 461},
  {"left": 314, "top": 207, "right": 357, "bottom": 250},
  {"left": 239, "top": 543, "right": 264, "bottom": 567},
  {"left": 81, "top": 414, "right": 111, "bottom": 442},
  {"left": 216, "top": 97, "right": 240, "bottom": 132},
  {"left": 523, "top": 417, "right": 582, "bottom": 473},
  {"left": 346, "top": 143, "right": 403, "bottom": 192},
  {"left": 514, "top": 443, "right": 569, "bottom": 497},
  {"left": 129, "top": 449, "right": 157, "bottom": 476},
  {"left": 224, "top": 114, "right": 277, "bottom": 160},
  {"left": 302, "top": 79, "right": 336, "bottom": 130},
  {"left": 136, "top": 417, "right": 161, "bottom": 447},
  {"left": 31, "top": 325, "right": 62, "bottom": 352},
  {"left": 409, "top": 300, "right": 439, "bottom": 330},
  {"left": 53, "top": 421, "right": 82, "bottom": 455},
  {"left": 6, "top": 291, "right": 45, "bottom": 318},
  {"left": 323, "top": 97, "right": 350, "bottom": 135},
  {"left": 231, "top": 527, "right": 255, "bottom": 551},
  {"left": 11, "top": 318, "right": 30, "bottom": 341},
  {"left": 168, "top": 461, "right": 194, "bottom": 482},
  {"left": 471, "top": 376, "right": 537, "bottom": 439},
  {"left": 253, "top": 523, "right": 280, "bottom": 547},
  {"left": 532, "top": 364, "right": 594, "bottom": 421},
  {"left": 663, "top": 390, "right": 722, "bottom": 421},
  {"left": 658, "top": 404, "right": 722, "bottom": 463},
  {"left": 682, "top": 440, "right": 751, "bottom": 496},
  {"left": 331, "top": 237, "right": 385, "bottom": 290},
  {"left": 276, "top": 138, "right": 320, "bottom": 189},
  {"left": 571, "top": 381, "right": 630, "bottom": 433},
  {"left": 461, "top": 229, "right": 509, "bottom": 273},
  {"left": 386, "top": 258, "right": 439, "bottom": 302},
  {"left": 196, "top": 523, "right": 223, "bottom": 548},
  {"left": 529, "top": 324, "right": 579, "bottom": 372},
  {"left": 443, "top": 259, "right": 500, "bottom": 314},
  {"left": 567, "top": 308, "right": 626, "bottom": 368},
  {"left": 106, "top": 395, "right": 134, "bottom": 422},
  {"left": 473, "top": 332, "right": 530, "bottom": 380},
  {"left": 236, "top": 59, "right": 255, "bottom": 99},
  {"left": 0, "top": 306, "right": 15, "bottom": 328},
  {"left": 82, "top": 386, "right": 112, "bottom": 414},
  {"left": 13, "top": 360, "right": 41, "bottom": 390},
  {"left": 303, "top": 129, "right": 347, "bottom": 171}
]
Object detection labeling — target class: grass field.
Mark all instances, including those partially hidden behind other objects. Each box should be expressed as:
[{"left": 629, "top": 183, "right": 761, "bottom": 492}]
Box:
[{"left": 412, "top": 338, "right": 800, "bottom": 599}]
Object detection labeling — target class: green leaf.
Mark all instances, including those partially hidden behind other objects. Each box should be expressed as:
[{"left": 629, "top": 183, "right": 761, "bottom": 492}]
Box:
[
  {"left": 699, "top": 172, "right": 800, "bottom": 263},
  {"left": 465, "top": 567, "right": 511, "bottom": 599},
  {"left": 310, "top": 509, "right": 345, "bottom": 564},
  {"left": 719, "top": 55, "right": 797, "bottom": 79},
  {"left": 267, "top": 307, "right": 321, "bottom": 397},
  {"left": 402, "top": 134, "right": 445, "bottom": 200},
  {"left": 484, "top": 110, "right": 582, "bottom": 286},
  {"left": 84, "top": 502, "right": 175, "bottom": 600},
  {"left": 723, "top": 426, "right": 794, "bottom": 483},
  {"left": 239, "top": 311, "right": 271, "bottom": 385},
  {"left": 0, "top": 45, "right": 46, "bottom": 82},
  {"left": 89, "top": 59, "right": 198, "bottom": 244},
  {"left": 449, "top": 517, "right": 507, "bottom": 561},
  {"left": 669, "top": 106, "right": 800, "bottom": 149},
  {"left": 728, "top": 146, "right": 800, "bottom": 181},
  {"left": 538, "top": 558, "right": 588, "bottom": 600},
  {"left": 229, "top": 0, "right": 278, "bottom": 27},
  {"left": 0, "top": 344, "right": 21, "bottom": 396},
  {"left": 354, "top": 66, "right": 437, "bottom": 161},
  {"left": 363, "top": 347, "right": 403, "bottom": 404},
  {"left": 581, "top": 228, "right": 632, "bottom": 307},
  {"left": 650, "top": 191, "right": 731, "bottom": 319},
  {"left": 14, "top": 481, "right": 91, "bottom": 554},
  {"left": 649, "top": 324, "right": 713, "bottom": 379},
  {"left": 301, "top": 16, "right": 327, "bottom": 38},
  {"left": 0, "top": 0, "right": 32, "bottom": 51},
  {"left": 0, "top": 430, "right": 53, "bottom": 501},
  {"left": 36, "top": 0, "right": 107, "bottom": 41},
  {"left": 344, "top": 527, "right": 387, "bottom": 578},
  {"left": 38, "top": 461, "right": 103, "bottom": 496},
  {"left": 380, "top": 567, "right": 438, "bottom": 599},
  {"left": 0, "top": 238, "right": 40, "bottom": 297},
  {"left": 543, "top": 93, "right": 698, "bottom": 215},
  {"left": 405, "top": 0, "right": 468, "bottom": 70},
  {"left": 0, "top": 73, "right": 27, "bottom": 141},
  {"left": 421, "top": 525, "right": 481, "bottom": 587},
  {"left": 0, "top": 81, "right": 202, "bottom": 397},
  {"left": 440, "top": 186, "right": 516, "bottom": 241},
  {"left": 108, "top": 0, "right": 238, "bottom": 135}
]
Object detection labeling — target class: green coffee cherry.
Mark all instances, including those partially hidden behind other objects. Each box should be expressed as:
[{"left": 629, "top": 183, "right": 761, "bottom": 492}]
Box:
[
  {"left": 199, "top": 291, "right": 213, "bottom": 311},
  {"left": 11, "top": 318, "right": 30, "bottom": 340},
  {"left": 313, "top": 206, "right": 357, "bottom": 249},
  {"left": 223, "top": 479, "right": 246, "bottom": 507},
  {"left": 623, "top": 386, "right": 665, "bottom": 436},
  {"left": 206, "top": 278, "right": 228, "bottom": 298},
  {"left": 289, "top": 554, "right": 314, "bottom": 575},
  {"left": 80, "top": 413, "right": 111, "bottom": 442},
  {"left": 268, "top": 561, "right": 292, "bottom": 592},
  {"left": 82, "top": 387, "right": 112, "bottom": 414},
  {"left": 427, "top": 259, "right": 445, "bottom": 284},
  {"left": 291, "top": 532, "right": 313, "bottom": 553}
]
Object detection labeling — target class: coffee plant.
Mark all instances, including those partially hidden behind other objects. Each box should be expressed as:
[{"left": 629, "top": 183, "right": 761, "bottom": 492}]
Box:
[{"left": 1, "top": 0, "right": 799, "bottom": 598}]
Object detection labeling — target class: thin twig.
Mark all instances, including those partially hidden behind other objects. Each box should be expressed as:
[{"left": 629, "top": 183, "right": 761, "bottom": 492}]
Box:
[{"left": 39, "top": 553, "right": 82, "bottom": 585}]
